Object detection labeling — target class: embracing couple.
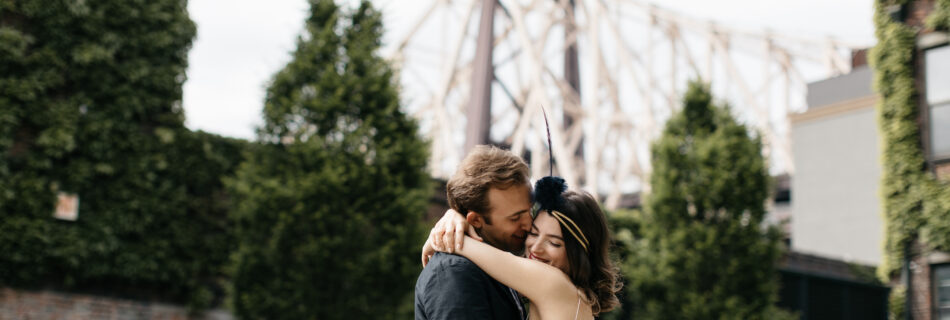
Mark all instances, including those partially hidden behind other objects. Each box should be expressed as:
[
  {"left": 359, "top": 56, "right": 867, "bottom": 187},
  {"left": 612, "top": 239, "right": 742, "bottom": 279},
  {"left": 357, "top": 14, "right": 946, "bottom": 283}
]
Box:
[{"left": 414, "top": 145, "right": 621, "bottom": 320}]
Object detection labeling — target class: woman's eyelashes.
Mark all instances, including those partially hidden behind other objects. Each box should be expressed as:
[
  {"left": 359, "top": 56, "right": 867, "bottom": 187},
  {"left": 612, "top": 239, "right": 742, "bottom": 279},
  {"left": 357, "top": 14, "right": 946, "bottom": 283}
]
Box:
[{"left": 527, "top": 231, "right": 562, "bottom": 248}]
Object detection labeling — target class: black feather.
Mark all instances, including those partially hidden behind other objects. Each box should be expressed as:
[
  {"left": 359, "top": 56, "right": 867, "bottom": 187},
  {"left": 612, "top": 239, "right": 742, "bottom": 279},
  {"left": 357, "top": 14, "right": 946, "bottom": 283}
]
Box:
[
  {"left": 534, "top": 176, "right": 567, "bottom": 211},
  {"left": 541, "top": 105, "right": 554, "bottom": 177}
]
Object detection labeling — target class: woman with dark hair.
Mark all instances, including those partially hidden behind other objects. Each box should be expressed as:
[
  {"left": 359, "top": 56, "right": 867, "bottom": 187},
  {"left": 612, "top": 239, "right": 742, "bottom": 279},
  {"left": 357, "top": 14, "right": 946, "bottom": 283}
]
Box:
[{"left": 422, "top": 176, "right": 622, "bottom": 319}]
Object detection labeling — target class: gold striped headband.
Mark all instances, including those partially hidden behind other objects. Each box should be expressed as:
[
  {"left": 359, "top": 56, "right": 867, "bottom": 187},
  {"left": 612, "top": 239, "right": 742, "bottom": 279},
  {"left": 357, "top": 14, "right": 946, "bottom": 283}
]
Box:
[{"left": 547, "top": 210, "right": 590, "bottom": 252}]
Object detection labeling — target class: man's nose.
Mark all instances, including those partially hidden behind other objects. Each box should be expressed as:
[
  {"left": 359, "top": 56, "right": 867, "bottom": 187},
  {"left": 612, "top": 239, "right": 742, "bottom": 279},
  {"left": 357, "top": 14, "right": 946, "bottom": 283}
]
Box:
[{"left": 519, "top": 214, "right": 532, "bottom": 230}]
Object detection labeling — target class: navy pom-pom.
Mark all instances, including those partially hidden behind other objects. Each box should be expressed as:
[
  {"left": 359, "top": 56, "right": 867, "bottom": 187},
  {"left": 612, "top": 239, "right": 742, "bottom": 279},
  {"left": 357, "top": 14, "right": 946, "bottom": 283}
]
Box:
[{"left": 534, "top": 176, "right": 567, "bottom": 211}]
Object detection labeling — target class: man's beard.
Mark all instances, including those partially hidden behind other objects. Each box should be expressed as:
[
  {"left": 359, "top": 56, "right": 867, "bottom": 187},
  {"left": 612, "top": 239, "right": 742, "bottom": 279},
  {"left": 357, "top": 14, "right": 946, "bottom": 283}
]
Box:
[{"left": 474, "top": 227, "right": 525, "bottom": 256}]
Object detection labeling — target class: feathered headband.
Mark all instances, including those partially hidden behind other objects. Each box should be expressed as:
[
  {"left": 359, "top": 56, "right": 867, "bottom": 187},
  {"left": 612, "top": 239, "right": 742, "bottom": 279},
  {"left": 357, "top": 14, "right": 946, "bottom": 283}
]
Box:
[{"left": 534, "top": 107, "right": 590, "bottom": 252}]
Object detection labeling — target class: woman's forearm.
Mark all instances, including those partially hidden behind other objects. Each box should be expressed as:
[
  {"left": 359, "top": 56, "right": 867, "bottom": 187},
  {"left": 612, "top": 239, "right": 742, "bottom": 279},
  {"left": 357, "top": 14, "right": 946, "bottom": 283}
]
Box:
[{"left": 453, "top": 236, "right": 574, "bottom": 303}]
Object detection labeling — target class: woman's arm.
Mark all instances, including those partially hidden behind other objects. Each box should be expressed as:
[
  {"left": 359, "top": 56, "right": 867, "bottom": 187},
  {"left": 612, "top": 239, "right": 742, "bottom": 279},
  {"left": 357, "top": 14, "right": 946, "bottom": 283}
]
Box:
[{"left": 449, "top": 236, "right": 577, "bottom": 305}]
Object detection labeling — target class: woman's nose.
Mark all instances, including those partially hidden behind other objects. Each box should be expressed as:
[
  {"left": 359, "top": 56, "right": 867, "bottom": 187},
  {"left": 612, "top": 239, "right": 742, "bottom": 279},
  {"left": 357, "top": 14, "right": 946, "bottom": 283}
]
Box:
[{"left": 529, "top": 239, "right": 542, "bottom": 253}]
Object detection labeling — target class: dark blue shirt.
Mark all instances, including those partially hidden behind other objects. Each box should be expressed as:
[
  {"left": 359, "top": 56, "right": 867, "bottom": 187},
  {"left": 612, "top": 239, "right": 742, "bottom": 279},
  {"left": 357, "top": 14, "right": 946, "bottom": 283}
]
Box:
[{"left": 415, "top": 252, "right": 525, "bottom": 320}]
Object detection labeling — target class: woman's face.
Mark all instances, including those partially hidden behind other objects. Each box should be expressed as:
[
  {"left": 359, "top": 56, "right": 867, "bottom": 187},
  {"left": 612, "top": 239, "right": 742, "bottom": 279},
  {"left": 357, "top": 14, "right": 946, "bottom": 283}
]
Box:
[{"left": 525, "top": 211, "right": 569, "bottom": 273}]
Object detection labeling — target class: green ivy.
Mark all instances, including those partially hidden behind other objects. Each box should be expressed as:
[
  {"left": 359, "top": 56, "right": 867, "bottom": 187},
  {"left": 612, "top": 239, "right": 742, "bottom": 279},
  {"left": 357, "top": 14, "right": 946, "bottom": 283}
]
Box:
[
  {"left": 889, "top": 286, "right": 906, "bottom": 320},
  {"left": 928, "top": 0, "right": 950, "bottom": 30},
  {"left": 0, "top": 0, "right": 246, "bottom": 310},
  {"left": 871, "top": 0, "right": 950, "bottom": 283}
]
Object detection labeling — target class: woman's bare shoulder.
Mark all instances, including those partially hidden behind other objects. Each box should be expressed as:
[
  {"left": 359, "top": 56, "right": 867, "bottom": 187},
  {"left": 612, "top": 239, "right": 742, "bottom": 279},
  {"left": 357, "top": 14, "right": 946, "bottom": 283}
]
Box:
[{"left": 531, "top": 266, "right": 581, "bottom": 307}]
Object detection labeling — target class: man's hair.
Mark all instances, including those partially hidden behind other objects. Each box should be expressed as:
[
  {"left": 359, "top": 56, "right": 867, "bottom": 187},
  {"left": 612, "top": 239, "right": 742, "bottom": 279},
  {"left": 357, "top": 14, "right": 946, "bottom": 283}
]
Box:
[{"left": 446, "top": 145, "right": 530, "bottom": 223}]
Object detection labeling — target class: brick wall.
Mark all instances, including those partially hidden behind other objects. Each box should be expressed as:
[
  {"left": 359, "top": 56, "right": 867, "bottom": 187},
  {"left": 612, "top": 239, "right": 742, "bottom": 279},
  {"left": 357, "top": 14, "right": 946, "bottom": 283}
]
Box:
[
  {"left": 0, "top": 288, "right": 233, "bottom": 320},
  {"left": 907, "top": 0, "right": 936, "bottom": 29},
  {"left": 909, "top": 254, "right": 933, "bottom": 320}
]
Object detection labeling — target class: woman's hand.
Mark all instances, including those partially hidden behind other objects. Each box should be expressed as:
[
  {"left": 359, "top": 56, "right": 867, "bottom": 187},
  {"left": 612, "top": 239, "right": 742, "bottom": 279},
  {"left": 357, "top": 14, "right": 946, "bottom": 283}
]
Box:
[{"left": 421, "top": 209, "right": 482, "bottom": 267}]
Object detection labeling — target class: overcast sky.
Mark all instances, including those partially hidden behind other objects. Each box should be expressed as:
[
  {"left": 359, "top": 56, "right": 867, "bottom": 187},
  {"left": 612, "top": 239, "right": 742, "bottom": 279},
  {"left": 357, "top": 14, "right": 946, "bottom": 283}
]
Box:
[{"left": 182, "top": 0, "right": 875, "bottom": 140}]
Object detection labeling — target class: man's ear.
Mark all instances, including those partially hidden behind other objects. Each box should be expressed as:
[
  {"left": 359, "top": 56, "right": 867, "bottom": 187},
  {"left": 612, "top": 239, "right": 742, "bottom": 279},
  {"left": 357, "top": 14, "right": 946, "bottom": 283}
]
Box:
[{"left": 466, "top": 212, "right": 483, "bottom": 229}]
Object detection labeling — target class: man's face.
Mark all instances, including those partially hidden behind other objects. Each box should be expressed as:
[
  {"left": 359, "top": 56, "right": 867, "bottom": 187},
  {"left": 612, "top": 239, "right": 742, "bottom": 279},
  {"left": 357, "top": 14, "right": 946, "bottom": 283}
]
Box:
[{"left": 474, "top": 184, "right": 533, "bottom": 255}]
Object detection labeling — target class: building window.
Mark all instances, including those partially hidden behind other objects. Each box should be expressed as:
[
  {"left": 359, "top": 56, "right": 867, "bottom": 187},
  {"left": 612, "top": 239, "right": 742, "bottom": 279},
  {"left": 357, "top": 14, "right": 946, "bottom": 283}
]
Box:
[
  {"left": 936, "top": 264, "right": 950, "bottom": 320},
  {"left": 925, "top": 45, "right": 950, "bottom": 160}
]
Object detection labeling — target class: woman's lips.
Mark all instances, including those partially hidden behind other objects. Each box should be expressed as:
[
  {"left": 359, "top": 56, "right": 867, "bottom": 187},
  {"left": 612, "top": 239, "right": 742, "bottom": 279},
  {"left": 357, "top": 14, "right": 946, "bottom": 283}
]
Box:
[{"left": 529, "top": 253, "right": 549, "bottom": 263}]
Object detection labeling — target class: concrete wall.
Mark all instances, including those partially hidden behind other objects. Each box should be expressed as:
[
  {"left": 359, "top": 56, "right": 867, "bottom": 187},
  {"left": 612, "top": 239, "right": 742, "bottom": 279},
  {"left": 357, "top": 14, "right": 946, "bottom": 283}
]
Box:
[{"left": 790, "top": 97, "right": 883, "bottom": 265}]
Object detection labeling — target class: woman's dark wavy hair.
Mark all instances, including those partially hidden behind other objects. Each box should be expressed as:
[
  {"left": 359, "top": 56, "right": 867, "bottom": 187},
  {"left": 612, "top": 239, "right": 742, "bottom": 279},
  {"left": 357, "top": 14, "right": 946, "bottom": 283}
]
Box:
[
  {"left": 535, "top": 107, "right": 620, "bottom": 314},
  {"left": 535, "top": 178, "right": 622, "bottom": 315}
]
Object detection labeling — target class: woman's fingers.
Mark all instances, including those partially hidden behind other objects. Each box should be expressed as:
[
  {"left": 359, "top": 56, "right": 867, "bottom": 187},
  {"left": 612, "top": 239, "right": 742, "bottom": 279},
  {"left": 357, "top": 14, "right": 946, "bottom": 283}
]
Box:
[
  {"left": 432, "top": 210, "right": 455, "bottom": 251},
  {"left": 430, "top": 226, "right": 444, "bottom": 251},
  {"left": 454, "top": 220, "right": 466, "bottom": 250},
  {"left": 429, "top": 209, "right": 467, "bottom": 254},
  {"left": 467, "top": 225, "right": 483, "bottom": 242},
  {"left": 443, "top": 227, "right": 455, "bottom": 254},
  {"left": 421, "top": 238, "right": 434, "bottom": 267}
]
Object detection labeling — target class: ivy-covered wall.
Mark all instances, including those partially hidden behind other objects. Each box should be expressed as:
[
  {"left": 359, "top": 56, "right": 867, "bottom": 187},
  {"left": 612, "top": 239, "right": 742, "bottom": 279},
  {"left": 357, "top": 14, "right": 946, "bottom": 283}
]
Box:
[
  {"left": 0, "top": 0, "right": 246, "bottom": 309},
  {"left": 871, "top": 0, "right": 950, "bottom": 282},
  {"left": 929, "top": 0, "right": 950, "bottom": 29}
]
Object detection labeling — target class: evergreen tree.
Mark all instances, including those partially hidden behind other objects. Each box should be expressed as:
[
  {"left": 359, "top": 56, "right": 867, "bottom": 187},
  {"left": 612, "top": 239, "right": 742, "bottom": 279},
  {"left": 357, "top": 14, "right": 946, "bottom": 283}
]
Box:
[
  {"left": 622, "top": 81, "right": 791, "bottom": 319},
  {"left": 228, "top": 1, "right": 429, "bottom": 318}
]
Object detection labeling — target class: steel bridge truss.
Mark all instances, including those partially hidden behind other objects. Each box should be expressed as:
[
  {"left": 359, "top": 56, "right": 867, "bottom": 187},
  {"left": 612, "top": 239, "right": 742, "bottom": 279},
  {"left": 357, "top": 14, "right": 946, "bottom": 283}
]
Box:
[{"left": 389, "top": 0, "right": 861, "bottom": 209}]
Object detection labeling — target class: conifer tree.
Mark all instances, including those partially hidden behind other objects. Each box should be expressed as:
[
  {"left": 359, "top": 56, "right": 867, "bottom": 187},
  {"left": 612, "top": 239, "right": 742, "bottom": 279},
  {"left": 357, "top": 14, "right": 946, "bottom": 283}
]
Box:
[
  {"left": 622, "top": 81, "right": 791, "bottom": 319},
  {"left": 228, "top": 1, "right": 429, "bottom": 318}
]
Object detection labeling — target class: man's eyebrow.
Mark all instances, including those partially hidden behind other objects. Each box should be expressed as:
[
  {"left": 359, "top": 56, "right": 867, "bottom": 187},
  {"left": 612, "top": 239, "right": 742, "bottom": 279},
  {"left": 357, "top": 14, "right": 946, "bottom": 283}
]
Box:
[{"left": 507, "top": 209, "right": 529, "bottom": 218}]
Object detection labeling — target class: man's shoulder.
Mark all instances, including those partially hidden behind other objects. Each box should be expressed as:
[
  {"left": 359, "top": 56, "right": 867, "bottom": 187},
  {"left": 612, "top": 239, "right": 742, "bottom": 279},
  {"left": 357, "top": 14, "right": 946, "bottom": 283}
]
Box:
[
  {"left": 416, "top": 252, "right": 491, "bottom": 290},
  {"left": 421, "top": 252, "right": 484, "bottom": 275}
]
